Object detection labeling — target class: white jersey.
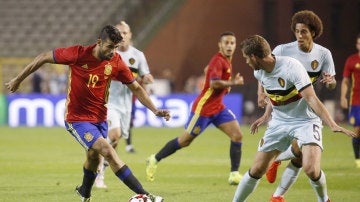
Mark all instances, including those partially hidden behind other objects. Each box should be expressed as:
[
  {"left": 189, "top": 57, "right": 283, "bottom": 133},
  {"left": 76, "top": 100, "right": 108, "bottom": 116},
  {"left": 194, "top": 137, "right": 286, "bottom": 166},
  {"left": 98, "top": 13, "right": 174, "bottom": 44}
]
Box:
[
  {"left": 254, "top": 56, "right": 320, "bottom": 122},
  {"left": 272, "top": 41, "right": 335, "bottom": 83},
  {"left": 107, "top": 46, "right": 150, "bottom": 137},
  {"left": 108, "top": 46, "right": 150, "bottom": 110}
]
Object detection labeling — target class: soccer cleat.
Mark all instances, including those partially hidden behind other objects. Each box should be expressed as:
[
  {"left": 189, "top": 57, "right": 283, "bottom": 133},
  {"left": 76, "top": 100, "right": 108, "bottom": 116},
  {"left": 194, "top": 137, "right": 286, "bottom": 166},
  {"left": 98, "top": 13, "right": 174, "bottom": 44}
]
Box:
[
  {"left": 266, "top": 161, "right": 281, "bottom": 183},
  {"left": 95, "top": 176, "right": 107, "bottom": 189},
  {"left": 355, "top": 159, "right": 360, "bottom": 168},
  {"left": 147, "top": 194, "right": 164, "bottom": 202},
  {"left": 126, "top": 145, "right": 136, "bottom": 153},
  {"left": 75, "top": 186, "right": 91, "bottom": 202},
  {"left": 269, "top": 196, "right": 285, "bottom": 202},
  {"left": 146, "top": 154, "right": 158, "bottom": 182},
  {"left": 228, "top": 171, "right": 242, "bottom": 185},
  {"left": 95, "top": 162, "right": 107, "bottom": 188}
]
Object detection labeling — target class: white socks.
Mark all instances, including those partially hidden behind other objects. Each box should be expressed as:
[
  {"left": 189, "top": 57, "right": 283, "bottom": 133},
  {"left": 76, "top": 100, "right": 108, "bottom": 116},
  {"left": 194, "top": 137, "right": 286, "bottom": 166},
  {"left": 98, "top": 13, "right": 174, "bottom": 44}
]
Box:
[
  {"left": 310, "top": 170, "right": 329, "bottom": 202},
  {"left": 232, "top": 171, "right": 260, "bottom": 202},
  {"left": 275, "top": 146, "right": 296, "bottom": 162},
  {"left": 273, "top": 161, "right": 301, "bottom": 196}
]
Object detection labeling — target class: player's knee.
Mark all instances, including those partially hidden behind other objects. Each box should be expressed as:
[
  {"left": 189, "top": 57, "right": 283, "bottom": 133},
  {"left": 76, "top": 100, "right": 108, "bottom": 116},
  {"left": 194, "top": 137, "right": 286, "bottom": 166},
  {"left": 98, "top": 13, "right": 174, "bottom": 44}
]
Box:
[
  {"left": 100, "top": 145, "right": 116, "bottom": 161},
  {"left": 290, "top": 158, "right": 302, "bottom": 167},
  {"left": 356, "top": 131, "right": 360, "bottom": 138},
  {"left": 303, "top": 165, "right": 319, "bottom": 180},
  {"left": 179, "top": 139, "right": 192, "bottom": 147},
  {"left": 231, "top": 131, "right": 243, "bottom": 142},
  {"left": 249, "top": 167, "right": 264, "bottom": 179},
  {"left": 110, "top": 140, "right": 119, "bottom": 149}
]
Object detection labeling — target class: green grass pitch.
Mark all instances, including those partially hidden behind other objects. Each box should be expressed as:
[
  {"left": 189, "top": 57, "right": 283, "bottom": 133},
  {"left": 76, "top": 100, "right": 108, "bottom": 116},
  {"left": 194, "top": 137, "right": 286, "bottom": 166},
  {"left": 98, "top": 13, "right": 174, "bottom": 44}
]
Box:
[{"left": 0, "top": 125, "right": 359, "bottom": 201}]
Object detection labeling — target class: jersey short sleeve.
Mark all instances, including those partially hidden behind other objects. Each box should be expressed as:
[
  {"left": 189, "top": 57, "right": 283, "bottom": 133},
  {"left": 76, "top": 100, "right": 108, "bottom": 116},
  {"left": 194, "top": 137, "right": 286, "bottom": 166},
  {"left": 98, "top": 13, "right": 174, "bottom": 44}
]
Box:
[
  {"left": 112, "top": 54, "right": 135, "bottom": 84},
  {"left": 272, "top": 45, "right": 282, "bottom": 56},
  {"left": 288, "top": 58, "right": 312, "bottom": 91},
  {"left": 321, "top": 48, "right": 336, "bottom": 76},
  {"left": 137, "top": 51, "right": 150, "bottom": 77},
  {"left": 53, "top": 45, "right": 82, "bottom": 65}
]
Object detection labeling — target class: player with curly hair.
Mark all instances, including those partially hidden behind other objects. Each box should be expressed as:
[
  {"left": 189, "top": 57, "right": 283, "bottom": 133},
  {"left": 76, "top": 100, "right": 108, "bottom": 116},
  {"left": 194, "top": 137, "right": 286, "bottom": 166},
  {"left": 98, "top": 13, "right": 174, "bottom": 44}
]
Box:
[{"left": 256, "top": 10, "right": 337, "bottom": 201}]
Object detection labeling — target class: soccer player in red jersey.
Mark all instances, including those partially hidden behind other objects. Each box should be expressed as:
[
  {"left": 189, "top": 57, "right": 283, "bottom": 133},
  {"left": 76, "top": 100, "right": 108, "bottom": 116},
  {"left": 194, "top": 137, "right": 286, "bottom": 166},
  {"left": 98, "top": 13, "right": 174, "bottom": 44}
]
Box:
[
  {"left": 340, "top": 33, "right": 360, "bottom": 168},
  {"left": 146, "top": 31, "right": 245, "bottom": 185},
  {"left": 5, "top": 25, "right": 169, "bottom": 202}
]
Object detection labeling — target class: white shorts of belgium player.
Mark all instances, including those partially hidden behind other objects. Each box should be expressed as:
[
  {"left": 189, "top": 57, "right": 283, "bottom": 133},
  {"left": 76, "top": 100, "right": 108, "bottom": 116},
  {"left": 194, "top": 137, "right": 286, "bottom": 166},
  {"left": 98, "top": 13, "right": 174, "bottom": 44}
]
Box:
[
  {"left": 258, "top": 118, "right": 323, "bottom": 152},
  {"left": 107, "top": 107, "right": 131, "bottom": 139}
]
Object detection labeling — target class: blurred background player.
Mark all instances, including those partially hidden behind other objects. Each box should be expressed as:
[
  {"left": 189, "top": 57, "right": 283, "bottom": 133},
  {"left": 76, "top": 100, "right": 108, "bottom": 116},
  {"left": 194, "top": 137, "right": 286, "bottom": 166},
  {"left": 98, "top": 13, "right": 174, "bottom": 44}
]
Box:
[
  {"left": 340, "top": 33, "right": 360, "bottom": 168},
  {"left": 233, "top": 34, "right": 354, "bottom": 202},
  {"left": 95, "top": 21, "right": 154, "bottom": 188},
  {"left": 255, "top": 10, "right": 337, "bottom": 202},
  {"left": 5, "top": 25, "right": 169, "bottom": 202},
  {"left": 146, "top": 31, "right": 245, "bottom": 185}
]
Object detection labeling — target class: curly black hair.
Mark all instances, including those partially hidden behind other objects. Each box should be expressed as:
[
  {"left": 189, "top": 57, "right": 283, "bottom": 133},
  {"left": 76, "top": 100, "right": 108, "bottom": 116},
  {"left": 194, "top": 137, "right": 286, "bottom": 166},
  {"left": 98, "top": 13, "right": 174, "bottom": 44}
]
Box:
[{"left": 291, "top": 10, "right": 323, "bottom": 40}]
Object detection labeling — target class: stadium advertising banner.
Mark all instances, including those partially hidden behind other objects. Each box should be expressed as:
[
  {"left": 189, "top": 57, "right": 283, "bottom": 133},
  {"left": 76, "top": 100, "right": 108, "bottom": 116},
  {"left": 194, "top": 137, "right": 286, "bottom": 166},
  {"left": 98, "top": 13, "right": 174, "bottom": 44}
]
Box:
[{"left": 6, "top": 93, "right": 243, "bottom": 127}]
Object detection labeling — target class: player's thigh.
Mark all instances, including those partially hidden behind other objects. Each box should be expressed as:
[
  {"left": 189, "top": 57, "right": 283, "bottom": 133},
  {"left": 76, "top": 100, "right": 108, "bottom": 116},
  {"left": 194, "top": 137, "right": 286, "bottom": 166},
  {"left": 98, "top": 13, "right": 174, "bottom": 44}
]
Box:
[
  {"left": 355, "top": 126, "right": 360, "bottom": 137},
  {"left": 177, "top": 130, "right": 196, "bottom": 147},
  {"left": 250, "top": 150, "right": 279, "bottom": 177},
  {"left": 301, "top": 144, "right": 322, "bottom": 175},
  {"left": 217, "top": 120, "right": 242, "bottom": 140},
  {"left": 65, "top": 121, "right": 108, "bottom": 150},
  {"left": 291, "top": 140, "right": 302, "bottom": 156},
  {"left": 214, "top": 109, "right": 242, "bottom": 140},
  {"left": 349, "top": 106, "right": 360, "bottom": 126}
]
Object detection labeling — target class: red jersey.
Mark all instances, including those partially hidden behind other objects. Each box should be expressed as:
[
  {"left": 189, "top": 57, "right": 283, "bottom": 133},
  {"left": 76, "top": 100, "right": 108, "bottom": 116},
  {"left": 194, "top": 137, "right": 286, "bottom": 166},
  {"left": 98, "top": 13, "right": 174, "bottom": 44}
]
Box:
[
  {"left": 191, "top": 52, "right": 232, "bottom": 116},
  {"left": 343, "top": 53, "right": 360, "bottom": 105},
  {"left": 53, "top": 44, "right": 135, "bottom": 122}
]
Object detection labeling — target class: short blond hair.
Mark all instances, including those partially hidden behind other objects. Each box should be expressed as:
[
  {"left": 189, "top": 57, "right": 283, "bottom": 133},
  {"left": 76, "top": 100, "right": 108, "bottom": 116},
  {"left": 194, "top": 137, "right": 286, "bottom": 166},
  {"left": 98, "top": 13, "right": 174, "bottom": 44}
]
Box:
[{"left": 116, "top": 21, "right": 131, "bottom": 31}]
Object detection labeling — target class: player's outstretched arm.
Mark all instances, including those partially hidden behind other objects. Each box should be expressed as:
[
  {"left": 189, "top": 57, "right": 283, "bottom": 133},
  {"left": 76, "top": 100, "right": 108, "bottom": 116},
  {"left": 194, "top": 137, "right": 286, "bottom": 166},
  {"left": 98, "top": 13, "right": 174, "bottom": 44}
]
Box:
[
  {"left": 257, "top": 81, "right": 268, "bottom": 108},
  {"left": 300, "top": 85, "right": 356, "bottom": 137},
  {"left": 250, "top": 103, "right": 272, "bottom": 135},
  {"left": 340, "top": 77, "right": 350, "bottom": 109},
  {"left": 5, "top": 51, "right": 54, "bottom": 93},
  {"left": 210, "top": 72, "right": 244, "bottom": 89},
  {"left": 127, "top": 81, "right": 170, "bottom": 121}
]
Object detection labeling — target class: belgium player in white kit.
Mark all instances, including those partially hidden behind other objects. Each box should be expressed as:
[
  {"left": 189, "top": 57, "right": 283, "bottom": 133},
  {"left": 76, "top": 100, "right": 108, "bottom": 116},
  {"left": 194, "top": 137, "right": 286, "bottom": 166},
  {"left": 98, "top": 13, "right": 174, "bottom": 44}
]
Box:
[
  {"left": 255, "top": 10, "right": 337, "bottom": 202},
  {"left": 232, "top": 35, "right": 355, "bottom": 202}
]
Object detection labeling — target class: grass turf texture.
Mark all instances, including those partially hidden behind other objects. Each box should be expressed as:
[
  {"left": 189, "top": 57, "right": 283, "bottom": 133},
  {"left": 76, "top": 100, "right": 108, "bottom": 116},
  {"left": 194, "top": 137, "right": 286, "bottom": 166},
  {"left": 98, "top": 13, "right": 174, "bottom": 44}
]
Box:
[{"left": 0, "top": 125, "right": 359, "bottom": 202}]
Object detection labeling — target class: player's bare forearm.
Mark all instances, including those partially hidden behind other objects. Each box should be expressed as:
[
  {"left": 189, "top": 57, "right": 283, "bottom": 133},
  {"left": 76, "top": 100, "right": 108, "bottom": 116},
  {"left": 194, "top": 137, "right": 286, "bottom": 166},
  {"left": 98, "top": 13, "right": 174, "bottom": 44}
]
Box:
[
  {"left": 210, "top": 73, "right": 244, "bottom": 89},
  {"left": 250, "top": 103, "right": 272, "bottom": 134},
  {"left": 305, "top": 95, "right": 354, "bottom": 137},
  {"left": 5, "top": 51, "right": 54, "bottom": 93},
  {"left": 257, "top": 82, "right": 268, "bottom": 108},
  {"left": 128, "top": 81, "right": 170, "bottom": 120},
  {"left": 301, "top": 86, "right": 340, "bottom": 131},
  {"left": 340, "top": 78, "right": 350, "bottom": 109},
  {"left": 130, "top": 83, "right": 157, "bottom": 112}
]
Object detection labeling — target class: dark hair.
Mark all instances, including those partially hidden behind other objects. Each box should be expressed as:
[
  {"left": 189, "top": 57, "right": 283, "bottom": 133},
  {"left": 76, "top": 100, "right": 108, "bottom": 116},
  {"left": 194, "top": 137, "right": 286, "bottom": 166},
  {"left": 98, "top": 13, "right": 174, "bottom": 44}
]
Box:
[
  {"left": 291, "top": 10, "right": 323, "bottom": 40},
  {"left": 239, "top": 35, "right": 271, "bottom": 58},
  {"left": 357, "top": 33, "right": 360, "bottom": 40},
  {"left": 98, "top": 25, "right": 122, "bottom": 43},
  {"left": 220, "top": 31, "right": 236, "bottom": 40}
]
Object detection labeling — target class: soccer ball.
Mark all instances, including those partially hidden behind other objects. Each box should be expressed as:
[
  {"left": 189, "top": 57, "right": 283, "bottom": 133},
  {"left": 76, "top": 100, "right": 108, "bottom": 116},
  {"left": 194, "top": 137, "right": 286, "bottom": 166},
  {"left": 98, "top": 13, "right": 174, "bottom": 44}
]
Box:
[{"left": 128, "top": 194, "right": 152, "bottom": 202}]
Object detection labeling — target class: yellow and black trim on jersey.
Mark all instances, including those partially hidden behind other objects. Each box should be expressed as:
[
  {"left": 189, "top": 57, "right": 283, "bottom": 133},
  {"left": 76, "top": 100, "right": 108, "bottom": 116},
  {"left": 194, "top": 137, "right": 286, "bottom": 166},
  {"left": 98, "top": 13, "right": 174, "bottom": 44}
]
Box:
[
  {"left": 266, "top": 85, "right": 301, "bottom": 106},
  {"left": 266, "top": 83, "right": 306, "bottom": 106},
  {"left": 307, "top": 70, "right": 322, "bottom": 84}
]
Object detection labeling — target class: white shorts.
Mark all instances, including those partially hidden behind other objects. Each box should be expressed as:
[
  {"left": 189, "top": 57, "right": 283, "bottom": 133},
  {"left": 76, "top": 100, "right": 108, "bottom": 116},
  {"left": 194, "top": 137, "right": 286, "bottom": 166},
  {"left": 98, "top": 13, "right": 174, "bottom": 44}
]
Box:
[
  {"left": 107, "top": 107, "right": 131, "bottom": 139},
  {"left": 258, "top": 118, "right": 323, "bottom": 152}
]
